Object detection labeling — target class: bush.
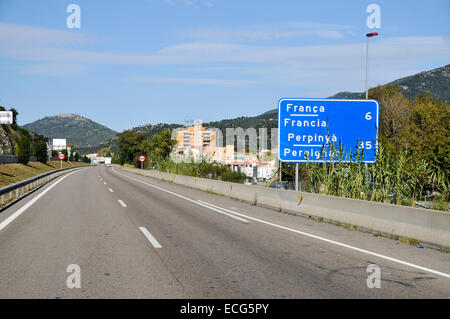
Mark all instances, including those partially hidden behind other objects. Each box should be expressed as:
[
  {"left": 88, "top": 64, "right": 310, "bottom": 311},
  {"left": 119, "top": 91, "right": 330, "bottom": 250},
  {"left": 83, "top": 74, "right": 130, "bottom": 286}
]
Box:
[
  {"left": 18, "top": 136, "right": 31, "bottom": 165},
  {"left": 33, "top": 140, "right": 48, "bottom": 163}
]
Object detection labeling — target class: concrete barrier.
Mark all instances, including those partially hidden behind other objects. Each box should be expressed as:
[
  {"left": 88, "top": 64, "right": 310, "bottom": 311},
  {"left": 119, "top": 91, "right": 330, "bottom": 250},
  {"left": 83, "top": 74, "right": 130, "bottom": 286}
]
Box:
[{"left": 125, "top": 167, "right": 450, "bottom": 249}]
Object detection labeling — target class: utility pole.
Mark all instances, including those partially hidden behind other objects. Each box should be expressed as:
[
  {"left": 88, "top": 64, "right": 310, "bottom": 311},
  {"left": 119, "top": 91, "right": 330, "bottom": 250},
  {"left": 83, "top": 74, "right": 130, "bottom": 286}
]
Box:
[
  {"left": 365, "top": 32, "right": 379, "bottom": 99},
  {"left": 365, "top": 32, "right": 379, "bottom": 188}
]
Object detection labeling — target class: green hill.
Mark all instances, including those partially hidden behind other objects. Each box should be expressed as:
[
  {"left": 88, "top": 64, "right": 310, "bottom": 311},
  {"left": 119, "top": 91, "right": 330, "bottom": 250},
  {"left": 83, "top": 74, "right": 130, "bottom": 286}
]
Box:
[
  {"left": 23, "top": 113, "right": 118, "bottom": 150},
  {"left": 86, "top": 63, "right": 450, "bottom": 152},
  {"left": 329, "top": 64, "right": 450, "bottom": 102}
]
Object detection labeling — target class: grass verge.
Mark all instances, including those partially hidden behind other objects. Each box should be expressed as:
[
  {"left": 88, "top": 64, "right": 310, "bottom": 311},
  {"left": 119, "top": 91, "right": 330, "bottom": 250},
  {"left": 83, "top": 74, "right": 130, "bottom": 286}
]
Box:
[{"left": 0, "top": 161, "right": 88, "bottom": 188}]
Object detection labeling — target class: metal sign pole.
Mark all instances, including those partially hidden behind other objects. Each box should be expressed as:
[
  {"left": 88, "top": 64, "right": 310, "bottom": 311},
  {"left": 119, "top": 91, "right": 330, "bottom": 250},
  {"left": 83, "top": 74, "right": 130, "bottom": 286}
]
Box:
[{"left": 295, "top": 163, "right": 299, "bottom": 191}]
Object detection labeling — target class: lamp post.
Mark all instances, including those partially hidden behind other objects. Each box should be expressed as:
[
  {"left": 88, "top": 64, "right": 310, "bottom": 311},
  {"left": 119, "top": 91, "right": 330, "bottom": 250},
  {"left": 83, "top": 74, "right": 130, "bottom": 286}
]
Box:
[{"left": 365, "top": 32, "right": 379, "bottom": 99}]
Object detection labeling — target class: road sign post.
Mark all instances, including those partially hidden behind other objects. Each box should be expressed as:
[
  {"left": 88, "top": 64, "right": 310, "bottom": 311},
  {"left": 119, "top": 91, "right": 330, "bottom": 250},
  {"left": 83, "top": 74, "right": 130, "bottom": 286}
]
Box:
[
  {"left": 58, "top": 152, "right": 65, "bottom": 169},
  {"left": 138, "top": 155, "right": 146, "bottom": 170},
  {"left": 278, "top": 98, "right": 379, "bottom": 163}
]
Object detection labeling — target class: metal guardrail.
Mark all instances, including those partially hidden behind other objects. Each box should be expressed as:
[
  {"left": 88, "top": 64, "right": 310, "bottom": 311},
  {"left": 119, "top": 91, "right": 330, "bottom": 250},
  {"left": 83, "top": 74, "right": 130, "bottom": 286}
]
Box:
[{"left": 0, "top": 166, "right": 86, "bottom": 208}]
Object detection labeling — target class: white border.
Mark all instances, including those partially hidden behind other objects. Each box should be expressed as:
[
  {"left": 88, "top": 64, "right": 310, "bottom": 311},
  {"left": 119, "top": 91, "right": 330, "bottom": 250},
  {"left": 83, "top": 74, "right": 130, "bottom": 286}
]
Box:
[{"left": 277, "top": 98, "right": 379, "bottom": 163}]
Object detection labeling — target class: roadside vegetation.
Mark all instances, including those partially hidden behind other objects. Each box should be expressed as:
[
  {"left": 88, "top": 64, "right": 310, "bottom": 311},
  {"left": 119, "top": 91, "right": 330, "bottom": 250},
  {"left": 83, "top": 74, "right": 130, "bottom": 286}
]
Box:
[
  {"left": 114, "top": 85, "right": 449, "bottom": 211},
  {"left": 114, "top": 129, "right": 247, "bottom": 183},
  {"left": 283, "top": 87, "right": 449, "bottom": 211},
  {"left": 0, "top": 161, "right": 88, "bottom": 188}
]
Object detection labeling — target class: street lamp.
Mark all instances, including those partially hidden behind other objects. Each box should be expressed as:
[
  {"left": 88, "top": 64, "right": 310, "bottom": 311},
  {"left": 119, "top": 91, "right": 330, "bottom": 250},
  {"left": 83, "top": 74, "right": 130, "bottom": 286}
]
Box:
[{"left": 365, "top": 32, "right": 379, "bottom": 99}]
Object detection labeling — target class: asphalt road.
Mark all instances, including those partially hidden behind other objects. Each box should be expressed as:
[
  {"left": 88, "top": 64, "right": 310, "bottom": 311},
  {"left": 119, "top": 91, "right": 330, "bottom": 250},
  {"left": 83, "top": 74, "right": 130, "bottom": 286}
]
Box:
[{"left": 0, "top": 165, "right": 448, "bottom": 298}]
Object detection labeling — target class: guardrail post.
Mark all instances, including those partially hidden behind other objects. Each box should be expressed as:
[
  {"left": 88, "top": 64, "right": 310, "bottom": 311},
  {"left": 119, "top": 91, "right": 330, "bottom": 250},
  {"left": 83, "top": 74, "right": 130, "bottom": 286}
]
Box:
[
  {"left": 1, "top": 195, "right": 4, "bottom": 205},
  {"left": 16, "top": 188, "right": 19, "bottom": 199},
  {"left": 9, "top": 191, "right": 12, "bottom": 201}
]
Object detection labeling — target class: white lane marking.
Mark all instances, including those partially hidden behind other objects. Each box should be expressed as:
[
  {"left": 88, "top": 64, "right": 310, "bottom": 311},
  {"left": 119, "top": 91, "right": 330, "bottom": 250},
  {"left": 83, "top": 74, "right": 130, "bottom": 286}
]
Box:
[
  {"left": 108, "top": 188, "right": 114, "bottom": 193},
  {"left": 139, "top": 227, "right": 162, "bottom": 248},
  {"left": 198, "top": 201, "right": 450, "bottom": 280},
  {"left": 196, "top": 200, "right": 249, "bottom": 223},
  {"left": 111, "top": 167, "right": 248, "bottom": 223},
  {"left": 111, "top": 166, "right": 450, "bottom": 279},
  {"left": 118, "top": 200, "right": 127, "bottom": 208},
  {"left": 0, "top": 171, "right": 79, "bottom": 233},
  {"left": 103, "top": 182, "right": 107, "bottom": 185}
]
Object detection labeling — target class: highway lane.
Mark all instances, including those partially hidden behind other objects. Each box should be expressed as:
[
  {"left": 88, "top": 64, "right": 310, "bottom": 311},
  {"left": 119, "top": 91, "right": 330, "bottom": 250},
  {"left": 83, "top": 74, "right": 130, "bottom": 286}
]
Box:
[{"left": 0, "top": 165, "right": 448, "bottom": 298}]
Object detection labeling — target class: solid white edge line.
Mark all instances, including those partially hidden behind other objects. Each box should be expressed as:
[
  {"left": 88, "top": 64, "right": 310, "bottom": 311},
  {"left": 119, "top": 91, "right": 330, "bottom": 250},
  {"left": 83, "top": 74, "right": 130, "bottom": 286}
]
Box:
[
  {"left": 139, "top": 226, "right": 162, "bottom": 248},
  {"left": 198, "top": 201, "right": 450, "bottom": 279},
  {"left": 0, "top": 170, "right": 79, "bottom": 233},
  {"left": 118, "top": 199, "right": 127, "bottom": 208},
  {"left": 111, "top": 166, "right": 450, "bottom": 279},
  {"left": 196, "top": 201, "right": 250, "bottom": 224}
]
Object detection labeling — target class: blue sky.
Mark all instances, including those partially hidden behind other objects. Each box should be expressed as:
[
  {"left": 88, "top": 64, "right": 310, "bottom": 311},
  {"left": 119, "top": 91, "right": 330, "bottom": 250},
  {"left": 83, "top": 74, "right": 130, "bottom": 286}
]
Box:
[{"left": 0, "top": 0, "right": 449, "bottom": 132}]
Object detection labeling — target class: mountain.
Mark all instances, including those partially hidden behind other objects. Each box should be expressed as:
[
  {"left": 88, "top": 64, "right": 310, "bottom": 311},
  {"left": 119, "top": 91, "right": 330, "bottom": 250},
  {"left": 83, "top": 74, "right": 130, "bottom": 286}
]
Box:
[
  {"left": 23, "top": 114, "right": 118, "bottom": 150},
  {"left": 79, "top": 63, "right": 450, "bottom": 153},
  {"left": 329, "top": 64, "right": 450, "bottom": 103}
]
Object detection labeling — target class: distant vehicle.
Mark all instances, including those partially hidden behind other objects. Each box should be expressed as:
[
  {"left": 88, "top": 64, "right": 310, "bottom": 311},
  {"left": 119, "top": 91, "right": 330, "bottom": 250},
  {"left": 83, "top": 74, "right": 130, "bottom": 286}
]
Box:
[
  {"left": 268, "top": 181, "right": 288, "bottom": 190},
  {"left": 104, "top": 157, "right": 112, "bottom": 167},
  {"left": 243, "top": 178, "right": 253, "bottom": 185}
]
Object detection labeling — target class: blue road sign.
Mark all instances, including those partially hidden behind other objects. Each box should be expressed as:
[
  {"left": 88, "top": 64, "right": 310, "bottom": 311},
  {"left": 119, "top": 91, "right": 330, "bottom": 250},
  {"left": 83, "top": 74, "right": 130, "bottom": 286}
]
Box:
[{"left": 278, "top": 98, "right": 379, "bottom": 163}]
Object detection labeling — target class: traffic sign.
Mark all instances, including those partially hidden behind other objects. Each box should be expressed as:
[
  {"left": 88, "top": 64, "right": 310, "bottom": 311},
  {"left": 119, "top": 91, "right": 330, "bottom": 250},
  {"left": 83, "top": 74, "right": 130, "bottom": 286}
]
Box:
[
  {"left": 278, "top": 98, "right": 379, "bottom": 163},
  {"left": 0, "top": 111, "right": 13, "bottom": 124},
  {"left": 58, "top": 152, "right": 66, "bottom": 160},
  {"left": 138, "top": 155, "right": 146, "bottom": 162}
]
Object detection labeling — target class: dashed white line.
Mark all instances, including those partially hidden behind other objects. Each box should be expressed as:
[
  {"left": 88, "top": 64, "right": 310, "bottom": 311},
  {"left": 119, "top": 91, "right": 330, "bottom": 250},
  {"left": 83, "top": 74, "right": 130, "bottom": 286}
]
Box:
[
  {"left": 111, "top": 166, "right": 450, "bottom": 279},
  {"left": 103, "top": 182, "right": 107, "bottom": 185},
  {"left": 139, "top": 227, "right": 162, "bottom": 248},
  {"left": 118, "top": 200, "right": 127, "bottom": 208},
  {"left": 108, "top": 188, "right": 114, "bottom": 193}
]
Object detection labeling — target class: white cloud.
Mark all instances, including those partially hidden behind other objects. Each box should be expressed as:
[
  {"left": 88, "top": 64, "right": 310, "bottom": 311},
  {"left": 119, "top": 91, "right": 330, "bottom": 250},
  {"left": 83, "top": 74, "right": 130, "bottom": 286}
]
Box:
[
  {"left": 19, "top": 63, "right": 88, "bottom": 76},
  {"left": 162, "top": 0, "right": 213, "bottom": 7},
  {"left": 0, "top": 22, "right": 448, "bottom": 93},
  {"left": 177, "top": 22, "right": 351, "bottom": 41},
  {"left": 125, "top": 76, "right": 255, "bottom": 86},
  {"left": 0, "top": 22, "right": 85, "bottom": 47}
]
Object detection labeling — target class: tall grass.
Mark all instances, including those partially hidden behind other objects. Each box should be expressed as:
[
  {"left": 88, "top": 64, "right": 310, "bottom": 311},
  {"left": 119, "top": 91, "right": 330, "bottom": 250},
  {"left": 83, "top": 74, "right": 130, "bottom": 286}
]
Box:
[{"left": 305, "top": 143, "right": 449, "bottom": 211}]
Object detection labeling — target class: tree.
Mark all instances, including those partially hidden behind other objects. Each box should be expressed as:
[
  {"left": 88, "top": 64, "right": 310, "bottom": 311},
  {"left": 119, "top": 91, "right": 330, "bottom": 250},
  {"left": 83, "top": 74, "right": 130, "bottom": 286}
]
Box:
[
  {"left": 368, "top": 85, "right": 411, "bottom": 152},
  {"left": 148, "top": 129, "right": 177, "bottom": 160},
  {"left": 60, "top": 149, "right": 68, "bottom": 161},
  {"left": 74, "top": 152, "right": 80, "bottom": 162},
  {"left": 9, "top": 108, "right": 19, "bottom": 127},
  {"left": 33, "top": 140, "right": 48, "bottom": 163},
  {"left": 98, "top": 147, "right": 112, "bottom": 157},
  {"left": 402, "top": 94, "right": 450, "bottom": 180},
  {"left": 18, "top": 136, "right": 31, "bottom": 165},
  {"left": 117, "top": 130, "right": 147, "bottom": 165}
]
